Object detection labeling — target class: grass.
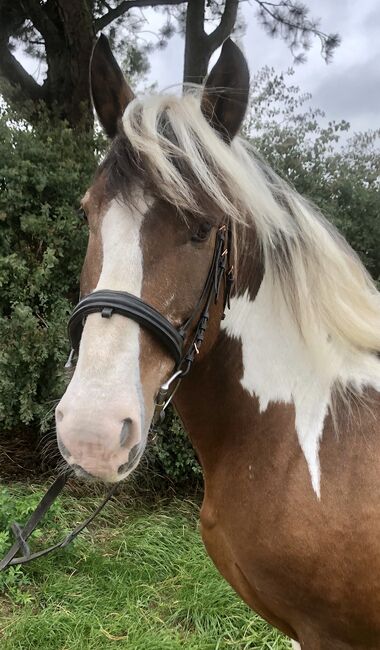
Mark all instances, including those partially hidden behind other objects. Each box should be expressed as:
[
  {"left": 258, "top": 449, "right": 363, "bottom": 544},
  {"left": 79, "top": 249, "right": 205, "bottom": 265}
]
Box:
[{"left": 0, "top": 483, "right": 291, "bottom": 649}]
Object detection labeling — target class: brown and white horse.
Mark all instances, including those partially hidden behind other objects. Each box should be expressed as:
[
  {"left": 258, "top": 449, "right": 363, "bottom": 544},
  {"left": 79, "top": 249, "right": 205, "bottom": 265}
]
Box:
[{"left": 56, "top": 36, "right": 380, "bottom": 649}]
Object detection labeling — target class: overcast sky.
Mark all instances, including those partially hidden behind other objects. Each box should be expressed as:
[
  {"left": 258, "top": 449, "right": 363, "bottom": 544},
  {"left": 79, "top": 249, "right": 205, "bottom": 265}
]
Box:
[
  {"left": 17, "top": 1, "right": 379, "bottom": 135},
  {"left": 142, "top": 0, "right": 380, "bottom": 135}
]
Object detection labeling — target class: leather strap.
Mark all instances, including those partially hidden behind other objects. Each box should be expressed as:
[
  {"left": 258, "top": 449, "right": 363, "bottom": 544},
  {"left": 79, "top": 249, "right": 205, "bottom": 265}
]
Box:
[
  {"left": 67, "top": 225, "right": 233, "bottom": 373},
  {"left": 68, "top": 290, "right": 184, "bottom": 365},
  {"left": 0, "top": 475, "right": 118, "bottom": 570}
]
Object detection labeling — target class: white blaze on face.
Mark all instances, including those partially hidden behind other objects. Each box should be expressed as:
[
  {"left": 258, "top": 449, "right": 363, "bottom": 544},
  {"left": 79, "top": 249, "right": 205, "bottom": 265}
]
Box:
[
  {"left": 75, "top": 195, "right": 145, "bottom": 388},
  {"left": 222, "top": 274, "right": 380, "bottom": 498},
  {"left": 56, "top": 192, "right": 152, "bottom": 482}
]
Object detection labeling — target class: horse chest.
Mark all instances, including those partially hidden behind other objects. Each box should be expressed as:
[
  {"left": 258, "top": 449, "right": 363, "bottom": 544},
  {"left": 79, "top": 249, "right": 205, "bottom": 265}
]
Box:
[
  {"left": 197, "top": 406, "right": 380, "bottom": 648},
  {"left": 199, "top": 485, "right": 298, "bottom": 639}
]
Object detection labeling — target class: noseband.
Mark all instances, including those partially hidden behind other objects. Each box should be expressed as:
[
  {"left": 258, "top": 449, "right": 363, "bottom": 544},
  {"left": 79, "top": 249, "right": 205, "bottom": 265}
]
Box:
[{"left": 66, "top": 223, "right": 233, "bottom": 420}]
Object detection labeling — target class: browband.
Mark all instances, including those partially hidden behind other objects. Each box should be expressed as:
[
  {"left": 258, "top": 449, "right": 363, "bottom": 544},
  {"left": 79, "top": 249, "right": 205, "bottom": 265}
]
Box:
[{"left": 68, "top": 290, "right": 184, "bottom": 365}]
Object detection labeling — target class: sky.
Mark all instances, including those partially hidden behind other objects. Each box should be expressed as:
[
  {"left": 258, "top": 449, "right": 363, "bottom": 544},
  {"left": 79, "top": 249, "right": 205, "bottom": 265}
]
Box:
[
  {"left": 142, "top": 0, "right": 380, "bottom": 135},
  {"left": 16, "top": 0, "right": 380, "bottom": 135}
]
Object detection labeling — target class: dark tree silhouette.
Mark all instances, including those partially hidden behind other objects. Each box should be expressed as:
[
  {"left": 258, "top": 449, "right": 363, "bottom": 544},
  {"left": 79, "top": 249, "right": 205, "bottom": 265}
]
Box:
[{"left": 0, "top": 0, "right": 340, "bottom": 129}]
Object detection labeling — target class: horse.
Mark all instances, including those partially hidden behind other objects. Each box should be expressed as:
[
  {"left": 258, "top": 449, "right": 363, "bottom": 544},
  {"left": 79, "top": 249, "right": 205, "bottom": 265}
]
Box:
[{"left": 55, "top": 35, "right": 380, "bottom": 649}]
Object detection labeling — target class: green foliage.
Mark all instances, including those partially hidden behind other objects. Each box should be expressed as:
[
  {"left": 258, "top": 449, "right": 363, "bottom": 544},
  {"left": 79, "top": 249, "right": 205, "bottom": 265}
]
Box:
[
  {"left": 0, "top": 106, "right": 101, "bottom": 430},
  {"left": 147, "top": 409, "right": 202, "bottom": 486},
  {"left": 0, "top": 485, "right": 291, "bottom": 649},
  {"left": 247, "top": 67, "right": 380, "bottom": 282}
]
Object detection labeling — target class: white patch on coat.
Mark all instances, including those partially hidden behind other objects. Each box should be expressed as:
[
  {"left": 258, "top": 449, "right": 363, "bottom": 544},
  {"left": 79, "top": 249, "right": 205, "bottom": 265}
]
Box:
[
  {"left": 222, "top": 275, "right": 380, "bottom": 498},
  {"left": 291, "top": 642, "right": 301, "bottom": 650}
]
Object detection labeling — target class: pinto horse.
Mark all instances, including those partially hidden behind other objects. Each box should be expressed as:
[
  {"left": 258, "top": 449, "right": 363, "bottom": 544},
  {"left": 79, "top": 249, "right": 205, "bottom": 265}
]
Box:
[{"left": 56, "top": 35, "right": 380, "bottom": 649}]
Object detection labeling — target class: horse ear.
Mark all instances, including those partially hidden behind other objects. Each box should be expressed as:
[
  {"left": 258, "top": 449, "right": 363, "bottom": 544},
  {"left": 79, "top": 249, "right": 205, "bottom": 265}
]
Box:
[
  {"left": 201, "top": 39, "right": 249, "bottom": 142},
  {"left": 90, "top": 34, "right": 135, "bottom": 138}
]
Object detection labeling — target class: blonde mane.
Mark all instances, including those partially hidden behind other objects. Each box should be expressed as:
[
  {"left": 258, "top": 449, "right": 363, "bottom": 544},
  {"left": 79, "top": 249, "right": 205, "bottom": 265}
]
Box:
[{"left": 120, "top": 91, "right": 380, "bottom": 367}]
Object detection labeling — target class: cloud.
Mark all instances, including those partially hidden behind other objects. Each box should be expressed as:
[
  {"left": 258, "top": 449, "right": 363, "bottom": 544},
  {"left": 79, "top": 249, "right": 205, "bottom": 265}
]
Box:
[
  {"left": 143, "top": 0, "right": 379, "bottom": 134},
  {"left": 313, "top": 55, "right": 380, "bottom": 122}
]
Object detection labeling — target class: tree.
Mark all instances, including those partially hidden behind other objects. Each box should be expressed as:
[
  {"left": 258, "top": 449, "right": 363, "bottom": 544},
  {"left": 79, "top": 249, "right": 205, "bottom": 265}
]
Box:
[{"left": 0, "top": 0, "right": 340, "bottom": 130}]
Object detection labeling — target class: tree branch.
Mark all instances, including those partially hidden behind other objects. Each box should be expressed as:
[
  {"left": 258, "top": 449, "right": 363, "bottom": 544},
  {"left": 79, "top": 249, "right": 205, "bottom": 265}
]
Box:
[
  {"left": 254, "top": 0, "right": 340, "bottom": 62},
  {"left": 22, "top": 0, "right": 60, "bottom": 42},
  {"left": 185, "top": 0, "right": 206, "bottom": 41},
  {"left": 207, "top": 0, "right": 239, "bottom": 49},
  {"left": 0, "top": 40, "right": 45, "bottom": 102},
  {"left": 95, "top": 0, "right": 186, "bottom": 32},
  {"left": 255, "top": 1, "right": 327, "bottom": 37}
]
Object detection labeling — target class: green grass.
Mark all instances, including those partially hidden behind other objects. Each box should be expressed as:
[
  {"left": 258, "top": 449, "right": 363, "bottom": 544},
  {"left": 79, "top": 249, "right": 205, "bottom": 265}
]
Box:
[{"left": 0, "top": 483, "right": 291, "bottom": 649}]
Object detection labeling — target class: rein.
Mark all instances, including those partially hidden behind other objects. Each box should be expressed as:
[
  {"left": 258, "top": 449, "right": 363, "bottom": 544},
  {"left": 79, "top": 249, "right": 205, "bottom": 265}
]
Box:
[
  {"left": 0, "top": 224, "right": 233, "bottom": 571},
  {"left": 0, "top": 475, "right": 118, "bottom": 570}
]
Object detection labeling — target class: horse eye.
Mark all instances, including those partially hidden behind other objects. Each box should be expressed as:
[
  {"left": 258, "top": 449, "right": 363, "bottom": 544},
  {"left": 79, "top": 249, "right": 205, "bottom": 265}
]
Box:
[
  {"left": 191, "top": 221, "right": 212, "bottom": 243},
  {"left": 77, "top": 207, "right": 88, "bottom": 222}
]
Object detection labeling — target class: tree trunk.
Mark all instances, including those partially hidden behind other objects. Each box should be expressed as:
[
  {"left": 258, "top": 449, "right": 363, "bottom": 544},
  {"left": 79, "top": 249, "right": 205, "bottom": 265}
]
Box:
[
  {"left": 183, "top": 42, "right": 211, "bottom": 85},
  {"left": 183, "top": 0, "right": 239, "bottom": 85},
  {"left": 0, "top": 0, "right": 95, "bottom": 130},
  {"left": 44, "top": 1, "right": 95, "bottom": 130},
  {"left": 183, "top": 0, "right": 209, "bottom": 84}
]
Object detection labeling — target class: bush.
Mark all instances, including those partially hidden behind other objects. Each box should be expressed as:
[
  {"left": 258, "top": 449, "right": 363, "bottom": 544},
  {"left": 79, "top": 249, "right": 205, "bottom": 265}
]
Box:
[
  {"left": 248, "top": 67, "right": 380, "bottom": 281},
  {"left": 146, "top": 409, "right": 202, "bottom": 486},
  {"left": 0, "top": 106, "right": 201, "bottom": 486},
  {"left": 0, "top": 108, "right": 97, "bottom": 430}
]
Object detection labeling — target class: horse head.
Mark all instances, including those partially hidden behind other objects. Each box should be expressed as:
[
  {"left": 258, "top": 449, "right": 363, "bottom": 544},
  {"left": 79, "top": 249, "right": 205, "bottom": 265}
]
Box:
[{"left": 55, "top": 35, "right": 250, "bottom": 482}]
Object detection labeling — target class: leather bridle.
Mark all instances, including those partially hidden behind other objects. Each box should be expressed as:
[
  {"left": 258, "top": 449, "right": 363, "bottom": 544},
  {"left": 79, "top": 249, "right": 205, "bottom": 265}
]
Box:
[
  {"left": 0, "top": 222, "right": 233, "bottom": 571},
  {"left": 67, "top": 222, "right": 233, "bottom": 422}
]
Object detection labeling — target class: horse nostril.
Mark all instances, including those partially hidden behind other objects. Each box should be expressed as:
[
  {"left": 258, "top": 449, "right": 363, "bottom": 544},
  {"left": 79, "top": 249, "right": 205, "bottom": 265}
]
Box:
[
  {"left": 56, "top": 409, "right": 64, "bottom": 422},
  {"left": 118, "top": 461, "right": 130, "bottom": 475},
  {"left": 120, "top": 418, "right": 133, "bottom": 448},
  {"left": 118, "top": 443, "right": 141, "bottom": 475}
]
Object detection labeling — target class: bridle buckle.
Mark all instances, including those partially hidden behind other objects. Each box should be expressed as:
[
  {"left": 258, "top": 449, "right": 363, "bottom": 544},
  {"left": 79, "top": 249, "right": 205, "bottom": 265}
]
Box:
[{"left": 153, "top": 369, "right": 184, "bottom": 424}]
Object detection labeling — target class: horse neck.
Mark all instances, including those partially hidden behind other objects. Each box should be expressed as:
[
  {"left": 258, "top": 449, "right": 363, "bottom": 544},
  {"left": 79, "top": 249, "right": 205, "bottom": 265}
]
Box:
[{"left": 174, "top": 221, "right": 380, "bottom": 496}]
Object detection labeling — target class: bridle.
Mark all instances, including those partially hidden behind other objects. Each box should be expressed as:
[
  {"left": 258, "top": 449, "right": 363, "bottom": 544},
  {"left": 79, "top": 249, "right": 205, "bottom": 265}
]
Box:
[
  {"left": 67, "top": 222, "right": 233, "bottom": 422},
  {"left": 0, "top": 222, "right": 233, "bottom": 571}
]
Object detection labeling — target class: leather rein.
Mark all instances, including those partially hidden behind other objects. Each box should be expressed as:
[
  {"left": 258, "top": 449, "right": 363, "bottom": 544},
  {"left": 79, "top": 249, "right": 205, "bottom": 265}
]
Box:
[{"left": 0, "top": 223, "right": 233, "bottom": 571}]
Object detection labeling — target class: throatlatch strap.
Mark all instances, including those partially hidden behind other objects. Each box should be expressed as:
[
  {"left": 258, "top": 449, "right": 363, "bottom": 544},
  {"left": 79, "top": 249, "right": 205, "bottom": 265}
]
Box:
[{"left": 68, "top": 290, "right": 184, "bottom": 365}]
